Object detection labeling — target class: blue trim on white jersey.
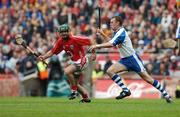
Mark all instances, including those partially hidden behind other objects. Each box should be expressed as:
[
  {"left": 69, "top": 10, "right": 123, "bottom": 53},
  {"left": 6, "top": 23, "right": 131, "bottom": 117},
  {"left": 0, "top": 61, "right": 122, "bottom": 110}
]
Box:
[
  {"left": 178, "top": 27, "right": 180, "bottom": 39},
  {"left": 109, "top": 27, "right": 136, "bottom": 58},
  {"left": 176, "top": 19, "right": 180, "bottom": 39},
  {"left": 112, "top": 30, "right": 126, "bottom": 46}
]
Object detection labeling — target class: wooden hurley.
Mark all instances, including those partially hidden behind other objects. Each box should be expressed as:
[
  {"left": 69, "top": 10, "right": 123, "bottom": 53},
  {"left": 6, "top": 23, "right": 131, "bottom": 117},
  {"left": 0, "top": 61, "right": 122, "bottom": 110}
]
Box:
[{"left": 15, "top": 34, "right": 48, "bottom": 66}]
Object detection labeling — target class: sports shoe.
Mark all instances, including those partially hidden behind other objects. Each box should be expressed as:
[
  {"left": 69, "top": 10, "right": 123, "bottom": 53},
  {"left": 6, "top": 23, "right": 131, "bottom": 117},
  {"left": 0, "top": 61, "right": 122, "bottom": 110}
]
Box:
[
  {"left": 79, "top": 98, "right": 91, "bottom": 103},
  {"left": 69, "top": 92, "right": 78, "bottom": 100},
  {"left": 116, "top": 90, "right": 131, "bottom": 99},
  {"left": 165, "top": 96, "right": 173, "bottom": 103}
]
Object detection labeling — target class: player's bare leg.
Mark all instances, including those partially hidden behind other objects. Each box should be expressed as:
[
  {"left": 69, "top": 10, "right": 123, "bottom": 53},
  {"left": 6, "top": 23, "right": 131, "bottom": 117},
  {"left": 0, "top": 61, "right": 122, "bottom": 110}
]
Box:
[
  {"left": 106, "top": 62, "right": 131, "bottom": 99},
  {"left": 77, "top": 84, "right": 91, "bottom": 103},
  {"left": 138, "top": 71, "right": 172, "bottom": 103},
  {"left": 64, "top": 64, "right": 78, "bottom": 100},
  {"left": 73, "top": 72, "right": 91, "bottom": 103}
]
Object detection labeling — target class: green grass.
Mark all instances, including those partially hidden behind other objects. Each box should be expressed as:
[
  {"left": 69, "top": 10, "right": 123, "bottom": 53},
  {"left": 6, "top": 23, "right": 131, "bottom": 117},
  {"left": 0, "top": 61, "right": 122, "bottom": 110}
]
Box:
[{"left": 0, "top": 97, "right": 180, "bottom": 117}]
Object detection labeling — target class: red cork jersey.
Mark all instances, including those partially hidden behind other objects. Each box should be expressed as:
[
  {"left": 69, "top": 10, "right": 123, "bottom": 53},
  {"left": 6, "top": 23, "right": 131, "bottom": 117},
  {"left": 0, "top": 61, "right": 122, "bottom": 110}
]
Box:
[{"left": 51, "top": 35, "right": 91, "bottom": 61}]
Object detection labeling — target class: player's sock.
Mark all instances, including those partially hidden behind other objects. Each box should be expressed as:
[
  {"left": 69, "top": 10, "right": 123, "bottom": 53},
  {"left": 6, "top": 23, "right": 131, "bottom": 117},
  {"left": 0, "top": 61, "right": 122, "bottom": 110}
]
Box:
[
  {"left": 152, "top": 80, "right": 169, "bottom": 98},
  {"left": 71, "top": 85, "right": 78, "bottom": 93},
  {"left": 79, "top": 93, "right": 91, "bottom": 103},
  {"left": 82, "top": 93, "right": 88, "bottom": 99},
  {"left": 112, "top": 74, "right": 129, "bottom": 92},
  {"left": 69, "top": 85, "right": 78, "bottom": 100}
]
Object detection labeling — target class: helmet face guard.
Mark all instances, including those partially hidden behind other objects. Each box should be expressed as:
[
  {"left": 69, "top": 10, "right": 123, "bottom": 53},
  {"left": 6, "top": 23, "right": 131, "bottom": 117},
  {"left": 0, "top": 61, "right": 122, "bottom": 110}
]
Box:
[
  {"left": 56, "top": 24, "right": 70, "bottom": 33},
  {"left": 56, "top": 24, "right": 70, "bottom": 40}
]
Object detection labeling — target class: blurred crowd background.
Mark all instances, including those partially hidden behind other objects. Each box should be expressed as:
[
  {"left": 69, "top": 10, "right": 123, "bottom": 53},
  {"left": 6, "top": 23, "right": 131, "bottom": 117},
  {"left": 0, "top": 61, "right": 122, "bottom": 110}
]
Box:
[{"left": 0, "top": 0, "right": 180, "bottom": 98}]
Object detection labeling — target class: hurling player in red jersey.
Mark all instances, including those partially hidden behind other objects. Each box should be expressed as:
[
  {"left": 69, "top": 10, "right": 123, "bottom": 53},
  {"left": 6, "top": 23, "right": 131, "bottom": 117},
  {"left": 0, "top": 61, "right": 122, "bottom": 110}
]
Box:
[{"left": 38, "top": 24, "right": 96, "bottom": 103}]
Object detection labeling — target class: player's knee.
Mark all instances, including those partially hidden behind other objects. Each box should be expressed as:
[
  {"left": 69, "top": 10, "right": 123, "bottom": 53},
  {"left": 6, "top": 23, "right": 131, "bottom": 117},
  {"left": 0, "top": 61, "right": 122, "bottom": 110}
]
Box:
[
  {"left": 64, "top": 69, "right": 69, "bottom": 75},
  {"left": 106, "top": 69, "right": 114, "bottom": 77}
]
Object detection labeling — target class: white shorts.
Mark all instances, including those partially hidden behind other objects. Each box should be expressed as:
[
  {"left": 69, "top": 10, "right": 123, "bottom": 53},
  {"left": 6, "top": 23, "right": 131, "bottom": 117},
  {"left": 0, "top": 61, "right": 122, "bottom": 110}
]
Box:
[
  {"left": 72, "top": 55, "right": 89, "bottom": 73},
  {"left": 120, "top": 53, "right": 146, "bottom": 73}
]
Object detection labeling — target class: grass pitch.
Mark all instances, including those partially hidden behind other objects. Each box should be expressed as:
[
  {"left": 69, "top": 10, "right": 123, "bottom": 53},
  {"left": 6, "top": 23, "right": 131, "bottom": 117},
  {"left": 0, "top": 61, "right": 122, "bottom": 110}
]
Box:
[{"left": 0, "top": 97, "right": 179, "bottom": 117}]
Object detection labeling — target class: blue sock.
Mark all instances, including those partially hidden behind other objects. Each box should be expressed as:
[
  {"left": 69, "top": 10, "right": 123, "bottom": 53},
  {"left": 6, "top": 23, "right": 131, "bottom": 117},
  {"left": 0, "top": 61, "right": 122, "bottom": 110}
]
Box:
[
  {"left": 112, "top": 74, "right": 129, "bottom": 92},
  {"left": 152, "top": 80, "right": 169, "bottom": 98}
]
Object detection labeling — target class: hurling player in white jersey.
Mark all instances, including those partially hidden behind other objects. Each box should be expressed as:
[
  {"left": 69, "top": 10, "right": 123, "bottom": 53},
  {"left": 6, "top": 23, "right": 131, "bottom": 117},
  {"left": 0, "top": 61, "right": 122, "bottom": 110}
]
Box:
[{"left": 89, "top": 16, "right": 172, "bottom": 103}]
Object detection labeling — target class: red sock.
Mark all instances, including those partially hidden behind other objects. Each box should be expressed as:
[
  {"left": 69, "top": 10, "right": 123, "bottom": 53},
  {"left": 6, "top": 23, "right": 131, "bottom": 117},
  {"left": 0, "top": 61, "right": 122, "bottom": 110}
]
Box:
[
  {"left": 71, "top": 85, "right": 77, "bottom": 92},
  {"left": 82, "top": 93, "right": 88, "bottom": 99}
]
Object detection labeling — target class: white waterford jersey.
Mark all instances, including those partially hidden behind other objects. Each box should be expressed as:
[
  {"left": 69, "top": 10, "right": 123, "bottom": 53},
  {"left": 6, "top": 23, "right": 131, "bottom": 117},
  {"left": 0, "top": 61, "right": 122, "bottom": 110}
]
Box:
[
  {"left": 109, "top": 27, "right": 136, "bottom": 58},
  {"left": 176, "top": 18, "right": 180, "bottom": 39}
]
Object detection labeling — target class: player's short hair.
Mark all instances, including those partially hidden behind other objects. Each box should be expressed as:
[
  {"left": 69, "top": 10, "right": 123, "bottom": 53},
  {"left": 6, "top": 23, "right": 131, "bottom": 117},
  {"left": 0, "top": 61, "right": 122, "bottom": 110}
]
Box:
[
  {"left": 111, "top": 16, "right": 123, "bottom": 26},
  {"left": 57, "top": 24, "right": 70, "bottom": 33}
]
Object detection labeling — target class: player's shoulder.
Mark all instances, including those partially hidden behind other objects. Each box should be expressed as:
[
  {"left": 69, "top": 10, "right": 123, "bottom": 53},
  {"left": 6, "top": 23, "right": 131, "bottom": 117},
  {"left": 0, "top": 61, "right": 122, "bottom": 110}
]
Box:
[
  {"left": 116, "top": 27, "right": 127, "bottom": 36},
  {"left": 55, "top": 38, "right": 64, "bottom": 45},
  {"left": 118, "top": 27, "right": 126, "bottom": 32},
  {"left": 71, "top": 35, "right": 90, "bottom": 40},
  {"left": 56, "top": 37, "right": 63, "bottom": 42},
  {"left": 71, "top": 35, "right": 82, "bottom": 39}
]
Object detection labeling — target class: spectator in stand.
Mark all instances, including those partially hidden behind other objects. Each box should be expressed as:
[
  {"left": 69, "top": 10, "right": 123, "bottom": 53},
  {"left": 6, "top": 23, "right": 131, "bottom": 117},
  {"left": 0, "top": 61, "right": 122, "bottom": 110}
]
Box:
[
  {"left": 103, "top": 54, "right": 113, "bottom": 74},
  {"left": 160, "top": 10, "right": 172, "bottom": 33},
  {"left": 92, "top": 63, "right": 104, "bottom": 81},
  {"left": 158, "top": 62, "right": 170, "bottom": 76},
  {"left": 145, "top": 63, "right": 153, "bottom": 75},
  {"left": 170, "top": 55, "right": 178, "bottom": 71},
  {"left": 17, "top": 50, "right": 37, "bottom": 78},
  {"left": 150, "top": 10, "right": 161, "bottom": 25},
  {"left": 136, "top": 40, "right": 144, "bottom": 54}
]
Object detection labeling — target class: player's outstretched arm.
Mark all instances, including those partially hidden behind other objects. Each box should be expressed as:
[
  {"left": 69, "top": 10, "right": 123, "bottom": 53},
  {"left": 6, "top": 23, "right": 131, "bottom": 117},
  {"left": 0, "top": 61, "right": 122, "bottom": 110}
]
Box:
[
  {"left": 89, "top": 42, "right": 114, "bottom": 52},
  {"left": 38, "top": 50, "right": 54, "bottom": 61}
]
